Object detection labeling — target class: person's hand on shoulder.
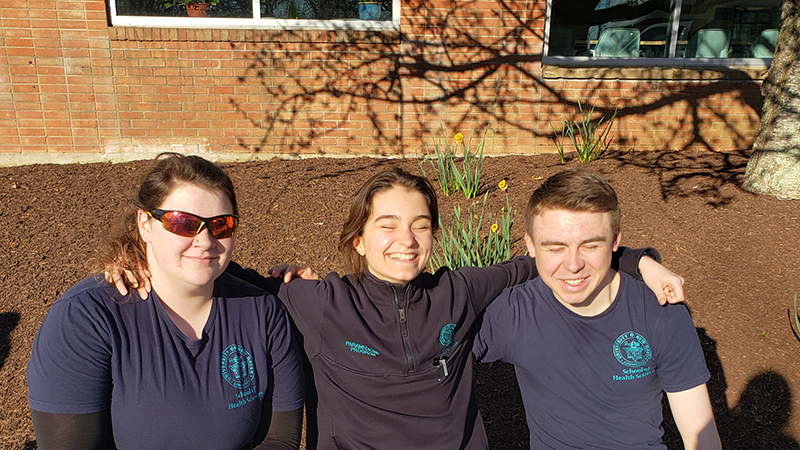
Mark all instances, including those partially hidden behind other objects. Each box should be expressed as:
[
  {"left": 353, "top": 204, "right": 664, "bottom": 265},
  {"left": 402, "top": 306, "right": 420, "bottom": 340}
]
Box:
[
  {"left": 638, "top": 255, "right": 685, "bottom": 305},
  {"left": 104, "top": 260, "right": 151, "bottom": 300},
  {"left": 268, "top": 263, "right": 320, "bottom": 283}
]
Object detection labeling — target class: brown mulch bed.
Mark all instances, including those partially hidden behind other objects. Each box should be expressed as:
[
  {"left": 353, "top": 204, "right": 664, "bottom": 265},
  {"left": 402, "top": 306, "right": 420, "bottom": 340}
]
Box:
[{"left": 1, "top": 150, "right": 799, "bottom": 449}]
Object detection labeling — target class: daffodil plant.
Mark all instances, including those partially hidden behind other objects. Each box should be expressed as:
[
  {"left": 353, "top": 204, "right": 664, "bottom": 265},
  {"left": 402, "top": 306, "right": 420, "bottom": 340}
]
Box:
[
  {"left": 430, "top": 180, "right": 515, "bottom": 270},
  {"left": 419, "top": 128, "right": 486, "bottom": 199},
  {"left": 550, "top": 100, "right": 618, "bottom": 163}
]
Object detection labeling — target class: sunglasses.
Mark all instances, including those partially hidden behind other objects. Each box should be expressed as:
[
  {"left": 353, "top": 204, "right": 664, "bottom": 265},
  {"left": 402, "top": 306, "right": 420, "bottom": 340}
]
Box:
[{"left": 147, "top": 209, "right": 239, "bottom": 240}]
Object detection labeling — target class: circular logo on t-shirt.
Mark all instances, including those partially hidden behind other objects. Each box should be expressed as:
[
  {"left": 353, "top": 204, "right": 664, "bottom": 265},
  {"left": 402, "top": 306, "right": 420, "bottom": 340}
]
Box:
[
  {"left": 439, "top": 323, "right": 456, "bottom": 347},
  {"left": 221, "top": 344, "right": 255, "bottom": 389},
  {"left": 613, "top": 332, "right": 652, "bottom": 368}
]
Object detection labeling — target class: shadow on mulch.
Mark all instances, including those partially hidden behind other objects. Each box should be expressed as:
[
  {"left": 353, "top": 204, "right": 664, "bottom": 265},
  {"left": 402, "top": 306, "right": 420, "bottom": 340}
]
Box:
[
  {"left": 607, "top": 149, "right": 751, "bottom": 208},
  {"left": 0, "top": 312, "right": 20, "bottom": 371},
  {"left": 475, "top": 326, "right": 800, "bottom": 450},
  {"left": 692, "top": 328, "right": 800, "bottom": 450}
]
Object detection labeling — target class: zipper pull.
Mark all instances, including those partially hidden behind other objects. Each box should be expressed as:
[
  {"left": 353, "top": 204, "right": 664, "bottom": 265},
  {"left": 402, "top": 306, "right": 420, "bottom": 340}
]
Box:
[{"left": 434, "top": 356, "right": 449, "bottom": 381}]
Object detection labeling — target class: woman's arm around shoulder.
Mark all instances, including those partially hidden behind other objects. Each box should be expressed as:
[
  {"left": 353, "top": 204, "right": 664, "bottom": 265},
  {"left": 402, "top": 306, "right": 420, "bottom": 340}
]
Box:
[{"left": 453, "top": 255, "right": 539, "bottom": 314}]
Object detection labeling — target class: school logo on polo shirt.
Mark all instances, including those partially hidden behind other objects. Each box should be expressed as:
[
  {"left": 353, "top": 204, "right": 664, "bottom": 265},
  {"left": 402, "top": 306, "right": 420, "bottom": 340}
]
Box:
[
  {"left": 613, "top": 331, "right": 652, "bottom": 368},
  {"left": 221, "top": 344, "right": 255, "bottom": 389}
]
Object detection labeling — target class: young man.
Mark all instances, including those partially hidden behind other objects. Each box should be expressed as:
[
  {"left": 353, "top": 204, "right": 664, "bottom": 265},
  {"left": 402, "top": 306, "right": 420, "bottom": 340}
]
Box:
[{"left": 473, "top": 168, "right": 721, "bottom": 450}]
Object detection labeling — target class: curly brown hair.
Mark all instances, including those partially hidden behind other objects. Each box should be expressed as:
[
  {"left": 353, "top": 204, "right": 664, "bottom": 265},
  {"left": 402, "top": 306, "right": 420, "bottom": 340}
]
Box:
[{"left": 95, "top": 153, "right": 237, "bottom": 277}]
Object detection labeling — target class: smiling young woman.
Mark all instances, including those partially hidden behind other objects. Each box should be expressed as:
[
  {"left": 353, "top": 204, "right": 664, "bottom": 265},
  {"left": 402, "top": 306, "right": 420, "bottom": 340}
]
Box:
[
  {"left": 352, "top": 186, "right": 434, "bottom": 286},
  {"left": 27, "top": 153, "right": 305, "bottom": 450}
]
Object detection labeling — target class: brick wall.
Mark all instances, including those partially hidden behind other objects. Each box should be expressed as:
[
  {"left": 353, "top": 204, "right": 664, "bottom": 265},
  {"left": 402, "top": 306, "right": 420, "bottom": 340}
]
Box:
[{"left": 0, "top": 0, "right": 764, "bottom": 163}]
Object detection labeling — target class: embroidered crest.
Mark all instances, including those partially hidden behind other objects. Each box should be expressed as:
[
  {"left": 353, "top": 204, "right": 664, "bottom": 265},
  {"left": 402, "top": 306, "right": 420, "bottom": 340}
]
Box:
[
  {"left": 439, "top": 323, "right": 456, "bottom": 347},
  {"left": 221, "top": 344, "right": 255, "bottom": 389},
  {"left": 613, "top": 331, "right": 652, "bottom": 368}
]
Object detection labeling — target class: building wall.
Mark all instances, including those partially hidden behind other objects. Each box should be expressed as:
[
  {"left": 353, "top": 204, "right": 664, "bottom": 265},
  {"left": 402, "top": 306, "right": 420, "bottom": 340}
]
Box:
[{"left": 0, "top": 0, "right": 764, "bottom": 164}]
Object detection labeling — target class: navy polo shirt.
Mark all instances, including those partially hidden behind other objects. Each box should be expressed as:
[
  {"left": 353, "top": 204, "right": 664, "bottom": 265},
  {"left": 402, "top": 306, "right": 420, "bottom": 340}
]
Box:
[{"left": 28, "top": 273, "right": 304, "bottom": 450}]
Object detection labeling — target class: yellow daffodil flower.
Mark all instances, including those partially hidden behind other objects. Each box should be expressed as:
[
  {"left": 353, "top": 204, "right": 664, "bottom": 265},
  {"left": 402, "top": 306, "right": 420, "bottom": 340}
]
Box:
[
  {"left": 454, "top": 132, "right": 463, "bottom": 144},
  {"left": 491, "top": 223, "right": 500, "bottom": 233},
  {"left": 498, "top": 179, "right": 507, "bottom": 191}
]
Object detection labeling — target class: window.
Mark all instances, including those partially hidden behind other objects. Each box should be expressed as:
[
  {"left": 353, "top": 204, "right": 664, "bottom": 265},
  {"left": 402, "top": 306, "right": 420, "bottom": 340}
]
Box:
[
  {"left": 110, "top": 0, "right": 400, "bottom": 29},
  {"left": 544, "top": 0, "right": 780, "bottom": 66}
]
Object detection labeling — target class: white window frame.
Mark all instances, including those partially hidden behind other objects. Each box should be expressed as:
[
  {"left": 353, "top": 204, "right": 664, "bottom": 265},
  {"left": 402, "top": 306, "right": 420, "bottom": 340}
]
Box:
[
  {"left": 110, "top": 0, "right": 401, "bottom": 30},
  {"left": 543, "top": 0, "right": 773, "bottom": 68}
]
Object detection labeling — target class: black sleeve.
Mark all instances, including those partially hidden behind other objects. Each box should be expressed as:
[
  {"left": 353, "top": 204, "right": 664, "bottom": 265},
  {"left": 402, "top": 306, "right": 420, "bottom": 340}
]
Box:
[
  {"left": 225, "top": 261, "right": 283, "bottom": 296},
  {"left": 31, "top": 409, "right": 115, "bottom": 450},
  {"left": 248, "top": 408, "right": 304, "bottom": 450},
  {"left": 613, "top": 246, "right": 661, "bottom": 281}
]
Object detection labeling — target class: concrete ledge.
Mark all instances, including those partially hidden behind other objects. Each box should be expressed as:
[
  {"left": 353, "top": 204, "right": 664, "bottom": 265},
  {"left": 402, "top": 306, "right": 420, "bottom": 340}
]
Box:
[
  {"left": 0, "top": 151, "right": 548, "bottom": 167},
  {"left": 0, "top": 152, "right": 417, "bottom": 167}
]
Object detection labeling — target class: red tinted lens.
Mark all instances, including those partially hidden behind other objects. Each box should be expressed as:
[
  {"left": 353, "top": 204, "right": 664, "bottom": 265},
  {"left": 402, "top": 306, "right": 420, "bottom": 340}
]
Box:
[
  {"left": 160, "top": 211, "right": 203, "bottom": 237},
  {"left": 208, "top": 215, "right": 238, "bottom": 239}
]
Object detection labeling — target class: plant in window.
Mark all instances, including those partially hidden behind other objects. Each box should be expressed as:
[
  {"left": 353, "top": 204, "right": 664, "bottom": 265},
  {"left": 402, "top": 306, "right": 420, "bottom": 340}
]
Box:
[
  {"left": 287, "top": 0, "right": 300, "bottom": 18},
  {"left": 164, "top": 0, "right": 220, "bottom": 15},
  {"left": 550, "top": 100, "right": 618, "bottom": 163}
]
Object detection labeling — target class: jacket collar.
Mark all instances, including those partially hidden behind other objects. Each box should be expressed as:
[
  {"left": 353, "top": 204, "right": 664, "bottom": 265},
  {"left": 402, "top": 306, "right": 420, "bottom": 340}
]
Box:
[{"left": 357, "top": 269, "right": 426, "bottom": 307}]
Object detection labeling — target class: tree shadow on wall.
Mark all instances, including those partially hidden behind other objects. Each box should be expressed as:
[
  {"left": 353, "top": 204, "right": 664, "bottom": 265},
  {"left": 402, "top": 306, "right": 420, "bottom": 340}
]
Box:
[{"left": 229, "top": 0, "right": 764, "bottom": 157}]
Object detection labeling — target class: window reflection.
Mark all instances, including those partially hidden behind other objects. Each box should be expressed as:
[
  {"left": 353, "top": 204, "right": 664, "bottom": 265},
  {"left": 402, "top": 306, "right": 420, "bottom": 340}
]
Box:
[
  {"left": 679, "top": 2, "right": 780, "bottom": 58},
  {"left": 114, "top": 0, "right": 393, "bottom": 20},
  {"left": 116, "top": 0, "right": 251, "bottom": 17},
  {"left": 547, "top": 0, "right": 780, "bottom": 60}
]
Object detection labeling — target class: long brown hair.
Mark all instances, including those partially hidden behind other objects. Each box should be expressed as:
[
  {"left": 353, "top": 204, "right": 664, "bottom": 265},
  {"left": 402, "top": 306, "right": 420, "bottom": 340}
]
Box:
[
  {"left": 337, "top": 167, "right": 438, "bottom": 274},
  {"left": 95, "top": 153, "right": 237, "bottom": 275}
]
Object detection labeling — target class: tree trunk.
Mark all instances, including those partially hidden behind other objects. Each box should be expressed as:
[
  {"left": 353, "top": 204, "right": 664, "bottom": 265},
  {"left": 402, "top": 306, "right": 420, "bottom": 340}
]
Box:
[{"left": 742, "top": 0, "right": 800, "bottom": 199}]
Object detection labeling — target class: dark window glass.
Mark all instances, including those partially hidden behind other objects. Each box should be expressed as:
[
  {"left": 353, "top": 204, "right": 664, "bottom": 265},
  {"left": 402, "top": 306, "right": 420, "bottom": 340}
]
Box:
[
  {"left": 679, "top": 3, "right": 780, "bottom": 58},
  {"left": 547, "top": 0, "right": 781, "bottom": 60},
  {"left": 116, "top": 0, "right": 250, "bottom": 17},
  {"left": 115, "top": 0, "right": 392, "bottom": 20}
]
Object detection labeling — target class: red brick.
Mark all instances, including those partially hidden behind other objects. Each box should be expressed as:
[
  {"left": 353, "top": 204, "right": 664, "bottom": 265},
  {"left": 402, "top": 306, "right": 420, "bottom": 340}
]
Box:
[{"left": 0, "top": 2, "right": 769, "bottom": 157}]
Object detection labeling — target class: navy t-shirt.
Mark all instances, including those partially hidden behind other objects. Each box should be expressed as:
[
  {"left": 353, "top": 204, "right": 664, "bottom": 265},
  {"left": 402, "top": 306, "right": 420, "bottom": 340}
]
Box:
[
  {"left": 27, "top": 273, "right": 305, "bottom": 450},
  {"left": 473, "top": 272, "right": 709, "bottom": 450}
]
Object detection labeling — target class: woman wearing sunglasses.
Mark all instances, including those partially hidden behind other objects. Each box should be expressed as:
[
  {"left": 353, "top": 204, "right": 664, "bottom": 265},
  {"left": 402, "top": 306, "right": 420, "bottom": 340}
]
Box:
[{"left": 27, "top": 153, "right": 305, "bottom": 450}]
